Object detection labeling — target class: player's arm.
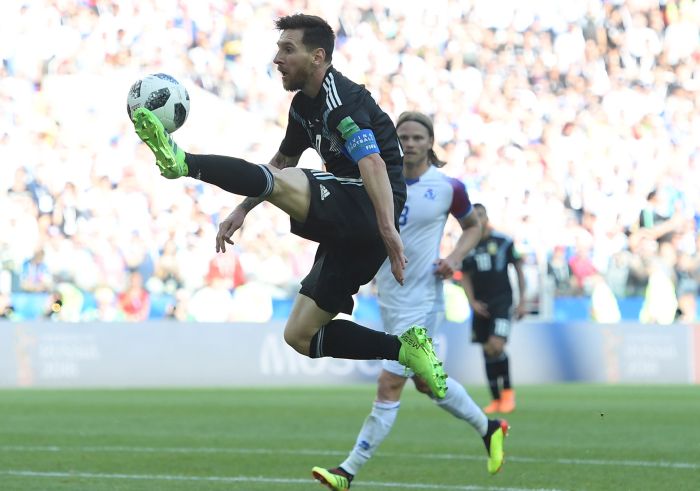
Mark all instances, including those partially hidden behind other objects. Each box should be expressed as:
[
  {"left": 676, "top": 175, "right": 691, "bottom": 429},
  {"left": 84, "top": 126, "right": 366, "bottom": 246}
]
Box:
[
  {"left": 358, "top": 153, "right": 407, "bottom": 285},
  {"left": 435, "top": 210, "right": 482, "bottom": 279},
  {"left": 217, "top": 104, "right": 307, "bottom": 252},
  {"left": 334, "top": 112, "right": 406, "bottom": 284},
  {"left": 216, "top": 150, "right": 302, "bottom": 253},
  {"left": 459, "top": 261, "right": 490, "bottom": 318},
  {"left": 435, "top": 179, "right": 481, "bottom": 279},
  {"left": 268, "top": 150, "right": 302, "bottom": 169},
  {"left": 510, "top": 244, "right": 527, "bottom": 319}
]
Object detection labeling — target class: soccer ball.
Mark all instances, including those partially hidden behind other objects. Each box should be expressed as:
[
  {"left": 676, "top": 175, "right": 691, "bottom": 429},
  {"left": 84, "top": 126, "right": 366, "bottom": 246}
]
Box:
[{"left": 126, "top": 73, "right": 190, "bottom": 133}]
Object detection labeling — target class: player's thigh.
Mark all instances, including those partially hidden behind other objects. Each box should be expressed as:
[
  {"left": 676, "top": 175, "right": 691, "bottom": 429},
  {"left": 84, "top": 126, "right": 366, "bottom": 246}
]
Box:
[
  {"left": 422, "top": 309, "right": 445, "bottom": 343},
  {"left": 266, "top": 166, "right": 311, "bottom": 222},
  {"left": 300, "top": 241, "right": 386, "bottom": 315},
  {"left": 490, "top": 302, "right": 513, "bottom": 339},
  {"left": 484, "top": 309, "right": 511, "bottom": 355},
  {"left": 290, "top": 169, "right": 386, "bottom": 244},
  {"left": 471, "top": 315, "right": 492, "bottom": 344},
  {"left": 379, "top": 307, "right": 429, "bottom": 337}
]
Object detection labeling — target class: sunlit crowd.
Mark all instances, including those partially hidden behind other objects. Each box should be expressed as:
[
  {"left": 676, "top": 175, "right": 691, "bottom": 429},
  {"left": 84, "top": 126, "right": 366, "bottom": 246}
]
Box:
[{"left": 1, "top": 0, "right": 698, "bottom": 323}]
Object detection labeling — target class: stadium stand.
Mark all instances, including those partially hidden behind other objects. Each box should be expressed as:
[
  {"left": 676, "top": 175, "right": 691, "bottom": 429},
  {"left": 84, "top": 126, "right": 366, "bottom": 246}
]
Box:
[{"left": 1, "top": 0, "right": 698, "bottom": 324}]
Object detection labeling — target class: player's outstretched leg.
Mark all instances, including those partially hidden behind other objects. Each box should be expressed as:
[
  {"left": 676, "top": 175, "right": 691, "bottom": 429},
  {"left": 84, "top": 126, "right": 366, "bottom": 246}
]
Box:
[
  {"left": 132, "top": 107, "right": 188, "bottom": 179},
  {"left": 312, "top": 466, "right": 352, "bottom": 491},
  {"left": 398, "top": 326, "right": 447, "bottom": 399},
  {"left": 482, "top": 419, "right": 509, "bottom": 475}
]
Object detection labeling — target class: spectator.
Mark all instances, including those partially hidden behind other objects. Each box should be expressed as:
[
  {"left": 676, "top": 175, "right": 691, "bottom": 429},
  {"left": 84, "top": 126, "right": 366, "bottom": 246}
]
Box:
[
  {"left": 188, "top": 277, "right": 233, "bottom": 323},
  {"left": 547, "top": 246, "right": 576, "bottom": 296},
  {"left": 0, "top": 292, "right": 16, "bottom": 320},
  {"left": 19, "top": 249, "right": 52, "bottom": 293},
  {"left": 675, "top": 252, "right": 698, "bottom": 323},
  {"left": 589, "top": 273, "right": 622, "bottom": 324},
  {"left": 117, "top": 271, "right": 151, "bottom": 321},
  {"left": 639, "top": 259, "right": 679, "bottom": 325},
  {"left": 82, "top": 286, "right": 125, "bottom": 322},
  {"left": 569, "top": 242, "right": 597, "bottom": 296}
]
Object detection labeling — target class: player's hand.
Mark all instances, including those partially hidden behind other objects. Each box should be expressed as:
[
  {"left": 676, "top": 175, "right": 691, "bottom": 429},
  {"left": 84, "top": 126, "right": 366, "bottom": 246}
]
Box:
[
  {"left": 471, "top": 300, "right": 490, "bottom": 318},
  {"left": 515, "top": 303, "right": 527, "bottom": 320},
  {"left": 381, "top": 227, "right": 407, "bottom": 285},
  {"left": 433, "top": 257, "right": 460, "bottom": 280},
  {"left": 216, "top": 208, "right": 246, "bottom": 253}
]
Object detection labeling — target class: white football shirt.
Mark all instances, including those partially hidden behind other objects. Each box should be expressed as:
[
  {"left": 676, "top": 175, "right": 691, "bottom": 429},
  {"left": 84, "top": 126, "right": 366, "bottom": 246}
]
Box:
[{"left": 375, "top": 166, "right": 473, "bottom": 318}]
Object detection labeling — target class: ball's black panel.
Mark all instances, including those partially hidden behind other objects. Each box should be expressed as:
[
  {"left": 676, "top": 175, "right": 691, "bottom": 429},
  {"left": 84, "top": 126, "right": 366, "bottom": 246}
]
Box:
[
  {"left": 154, "top": 73, "right": 179, "bottom": 84},
  {"left": 129, "top": 80, "right": 142, "bottom": 99},
  {"left": 145, "top": 88, "right": 171, "bottom": 110},
  {"left": 173, "top": 103, "right": 187, "bottom": 128},
  {"left": 126, "top": 103, "right": 132, "bottom": 120}
]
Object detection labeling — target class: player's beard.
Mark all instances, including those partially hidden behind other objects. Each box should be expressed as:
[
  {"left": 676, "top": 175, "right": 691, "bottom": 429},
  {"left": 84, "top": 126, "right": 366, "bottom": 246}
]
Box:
[{"left": 282, "top": 65, "right": 311, "bottom": 92}]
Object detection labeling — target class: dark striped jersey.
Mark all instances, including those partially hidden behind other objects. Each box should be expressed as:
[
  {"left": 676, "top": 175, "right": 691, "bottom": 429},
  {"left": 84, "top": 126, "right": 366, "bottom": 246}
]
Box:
[
  {"left": 279, "top": 66, "right": 405, "bottom": 201},
  {"left": 461, "top": 232, "right": 521, "bottom": 301}
]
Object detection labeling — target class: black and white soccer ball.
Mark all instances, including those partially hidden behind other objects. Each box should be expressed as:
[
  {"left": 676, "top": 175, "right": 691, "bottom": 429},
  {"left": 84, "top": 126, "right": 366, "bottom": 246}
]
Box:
[{"left": 126, "top": 73, "right": 190, "bottom": 133}]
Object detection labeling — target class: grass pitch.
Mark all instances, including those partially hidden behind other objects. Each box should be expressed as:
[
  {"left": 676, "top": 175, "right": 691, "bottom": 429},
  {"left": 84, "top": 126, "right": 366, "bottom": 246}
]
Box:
[{"left": 0, "top": 384, "right": 698, "bottom": 490}]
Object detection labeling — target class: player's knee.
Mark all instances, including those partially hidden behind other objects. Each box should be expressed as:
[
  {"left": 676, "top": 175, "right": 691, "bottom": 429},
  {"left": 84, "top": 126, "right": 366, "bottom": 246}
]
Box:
[
  {"left": 377, "top": 371, "right": 406, "bottom": 400},
  {"left": 487, "top": 346, "right": 503, "bottom": 358},
  {"left": 484, "top": 338, "right": 505, "bottom": 357},
  {"left": 283, "top": 330, "right": 311, "bottom": 357}
]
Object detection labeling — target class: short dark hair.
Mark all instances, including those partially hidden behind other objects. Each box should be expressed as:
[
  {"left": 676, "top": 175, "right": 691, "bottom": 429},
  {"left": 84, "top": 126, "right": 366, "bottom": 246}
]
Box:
[
  {"left": 396, "top": 111, "right": 446, "bottom": 168},
  {"left": 275, "top": 14, "right": 335, "bottom": 63}
]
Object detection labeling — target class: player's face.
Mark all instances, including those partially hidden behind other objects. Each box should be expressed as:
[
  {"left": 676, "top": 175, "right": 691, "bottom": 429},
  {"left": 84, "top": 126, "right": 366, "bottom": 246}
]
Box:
[
  {"left": 274, "top": 29, "right": 314, "bottom": 92},
  {"left": 397, "top": 121, "right": 432, "bottom": 167}
]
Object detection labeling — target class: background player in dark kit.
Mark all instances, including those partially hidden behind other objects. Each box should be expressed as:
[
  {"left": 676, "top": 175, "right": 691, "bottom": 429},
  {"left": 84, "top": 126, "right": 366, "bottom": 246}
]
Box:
[{"left": 460, "top": 203, "right": 526, "bottom": 414}]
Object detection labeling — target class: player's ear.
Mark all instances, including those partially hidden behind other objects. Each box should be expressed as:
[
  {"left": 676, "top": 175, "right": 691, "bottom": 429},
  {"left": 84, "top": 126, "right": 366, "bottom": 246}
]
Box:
[{"left": 312, "top": 47, "right": 326, "bottom": 66}]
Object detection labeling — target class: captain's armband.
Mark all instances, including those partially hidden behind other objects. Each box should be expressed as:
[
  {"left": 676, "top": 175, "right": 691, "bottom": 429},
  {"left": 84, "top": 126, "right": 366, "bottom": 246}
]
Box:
[{"left": 345, "top": 129, "right": 380, "bottom": 163}]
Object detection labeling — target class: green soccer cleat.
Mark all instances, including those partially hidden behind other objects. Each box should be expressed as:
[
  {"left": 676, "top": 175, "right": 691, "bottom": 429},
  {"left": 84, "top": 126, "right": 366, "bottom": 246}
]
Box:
[
  {"left": 312, "top": 466, "right": 351, "bottom": 491},
  {"left": 398, "top": 325, "right": 447, "bottom": 399},
  {"left": 132, "top": 107, "right": 188, "bottom": 179},
  {"left": 483, "top": 419, "right": 509, "bottom": 475}
]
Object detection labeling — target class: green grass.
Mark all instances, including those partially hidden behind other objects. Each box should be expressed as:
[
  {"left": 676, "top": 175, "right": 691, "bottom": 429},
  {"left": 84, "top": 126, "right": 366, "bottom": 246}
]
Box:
[{"left": 0, "top": 385, "right": 698, "bottom": 490}]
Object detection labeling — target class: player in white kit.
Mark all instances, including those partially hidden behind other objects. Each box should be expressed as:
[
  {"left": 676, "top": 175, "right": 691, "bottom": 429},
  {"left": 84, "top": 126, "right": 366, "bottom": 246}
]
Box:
[{"left": 312, "top": 112, "right": 509, "bottom": 491}]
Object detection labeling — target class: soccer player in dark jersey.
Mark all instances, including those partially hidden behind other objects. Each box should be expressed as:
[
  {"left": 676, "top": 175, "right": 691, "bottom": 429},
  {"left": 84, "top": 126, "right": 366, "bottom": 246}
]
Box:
[
  {"left": 130, "top": 15, "right": 447, "bottom": 400},
  {"left": 460, "top": 204, "right": 526, "bottom": 414}
]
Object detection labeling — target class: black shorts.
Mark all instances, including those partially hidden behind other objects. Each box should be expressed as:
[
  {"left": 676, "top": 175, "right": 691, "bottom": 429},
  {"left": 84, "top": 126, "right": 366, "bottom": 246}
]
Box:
[
  {"left": 290, "top": 169, "right": 405, "bottom": 314},
  {"left": 471, "top": 297, "right": 513, "bottom": 344}
]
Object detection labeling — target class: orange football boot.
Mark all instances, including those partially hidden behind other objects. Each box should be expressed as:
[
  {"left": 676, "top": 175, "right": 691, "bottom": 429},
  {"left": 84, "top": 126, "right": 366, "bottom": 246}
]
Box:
[
  {"left": 483, "top": 399, "right": 501, "bottom": 414},
  {"left": 499, "top": 389, "right": 516, "bottom": 413}
]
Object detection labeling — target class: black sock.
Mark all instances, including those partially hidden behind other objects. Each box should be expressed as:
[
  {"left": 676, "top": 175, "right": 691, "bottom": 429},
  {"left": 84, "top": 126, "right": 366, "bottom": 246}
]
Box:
[
  {"left": 334, "top": 467, "right": 353, "bottom": 481},
  {"left": 309, "top": 319, "right": 401, "bottom": 360},
  {"left": 482, "top": 419, "right": 502, "bottom": 452},
  {"left": 185, "top": 153, "right": 274, "bottom": 197},
  {"left": 500, "top": 353, "right": 511, "bottom": 390},
  {"left": 485, "top": 353, "right": 506, "bottom": 400}
]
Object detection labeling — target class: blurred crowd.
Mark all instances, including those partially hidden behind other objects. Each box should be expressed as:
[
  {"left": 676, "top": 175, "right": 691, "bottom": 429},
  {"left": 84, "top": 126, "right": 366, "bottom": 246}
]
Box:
[{"left": 1, "top": 0, "right": 699, "bottom": 323}]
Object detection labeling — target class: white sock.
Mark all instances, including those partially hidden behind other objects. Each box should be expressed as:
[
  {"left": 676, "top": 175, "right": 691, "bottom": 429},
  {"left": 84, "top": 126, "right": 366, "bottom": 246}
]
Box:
[
  {"left": 340, "top": 399, "right": 400, "bottom": 476},
  {"left": 435, "top": 377, "right": 489, "bottom": 436}
]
